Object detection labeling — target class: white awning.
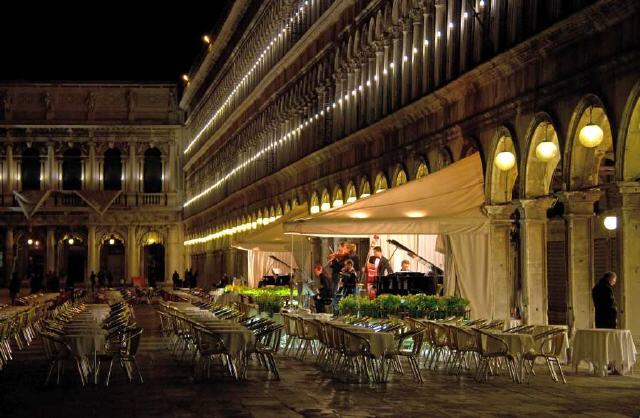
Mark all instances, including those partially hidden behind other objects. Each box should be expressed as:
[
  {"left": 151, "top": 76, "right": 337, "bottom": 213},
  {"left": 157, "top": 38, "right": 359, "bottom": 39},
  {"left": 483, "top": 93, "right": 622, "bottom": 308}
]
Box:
[
  {"left": 232, "top": 203, "right": 309, "bottom": 252},
  {"left": 284, "top": 153, "right": 488, "bottom": 236}
]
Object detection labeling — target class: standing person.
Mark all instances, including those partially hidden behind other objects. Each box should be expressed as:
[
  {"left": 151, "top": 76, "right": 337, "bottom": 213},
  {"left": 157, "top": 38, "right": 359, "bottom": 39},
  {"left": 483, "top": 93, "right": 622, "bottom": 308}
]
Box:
[
  {"left": 328, "top": 242, "right": 347, "bottom": 292},
  {"left": 9, "top": 271, "right": 21, "bottom": 305},
  {"left": 106, "top": 270, "right": 113, "bottom": 287},
  {"left": 312, "top": 263, "right": 332, "bottom": 313},
  {"left": 344, "top": 243, "right": 361, "bottom": 271},
  {"left": 368, "top": 246, "right": 393, "bottom": 276},
  {"left": 191, "top": 270, "right": 198, "bottom": 288},
  {"left": 172, "top": 270, "right": 180, "bottom": 289},
  {"left": 592, "top": 271, "right": 618, "bottom": 329},
  {"left": 89, "top": 271, "right": 96, "bottom": 292}
]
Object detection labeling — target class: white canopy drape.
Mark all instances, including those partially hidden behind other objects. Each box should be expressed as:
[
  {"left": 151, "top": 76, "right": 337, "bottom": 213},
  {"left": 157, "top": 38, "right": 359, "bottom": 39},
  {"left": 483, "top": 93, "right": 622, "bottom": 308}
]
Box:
[
  {"left": 283, "top": 154, "right": 494, "bottom": 319},
  {"left": 284, "top": 153, "right": 488, "bottom": 236}
]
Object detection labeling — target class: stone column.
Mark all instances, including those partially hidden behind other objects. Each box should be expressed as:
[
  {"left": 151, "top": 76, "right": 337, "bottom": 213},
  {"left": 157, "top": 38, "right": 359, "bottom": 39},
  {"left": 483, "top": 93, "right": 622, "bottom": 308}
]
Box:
[
  {"left": 128, "top": 144, "right": 137, "bottom": 193},
  {"left": 617, "top": 182, "right": 640, "bottom": 340},
  {"left": 5, "top": 144, "right": 14, "bottom": 192},
  {"left": 485, "top": 204, "right": 516, "bottom": 321},
  {"left": 127, "top": 226, "right": 138, "bottom": 282},
  {"left": 559, "top": 190, "right": 600, "bottom": 331},
  {"left": 46, "top": 227, "right": 56, "bottom": 275},
  {"left": 4, "top": 227, "right": 14, "bottom": 286},
  {"left": 167, "top": 224, "right": 184, "bottom": 282},
  {"left": 87, "top": 142, "right": 96, "bottom": 190},
  {"left": 87, "top": 225, "right": 98, "bottom": 281},
  {"left": 517, "top": 198, "right": 554, "bottom": 325},
  {"left": 168, "top": 142, "right": 176, "bottom": 193},
  {"left": 46, "top": 142, "right": 55, "bottom": 189}
]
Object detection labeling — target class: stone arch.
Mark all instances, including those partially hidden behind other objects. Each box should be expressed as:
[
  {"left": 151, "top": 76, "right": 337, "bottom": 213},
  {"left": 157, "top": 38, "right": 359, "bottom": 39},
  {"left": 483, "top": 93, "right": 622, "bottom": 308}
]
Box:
[
  {"left": 460, "top": 137, "right": 481, "bottom": 160},
  {"left": 345, "top": 180, "right": 358, "bottom": 203},
  {"left": 359, "top": 176, "right": 371, "bottom": 198},
  {"left": 268, "top": 206, "right": 276, "bottom": 223},
  {"left": 414, "top": 158, "right": 429, "bottom": 180},
  {"left": 486, "top": 126, "right": 519, "bottom": 204},
  {"left": 617, "top": 80, "right": 640, "bottom": 181},
  {"left": 522, "top": 113, "right": 562, "bottom": 198},
  {"left": 332, "top": 184, "right": 344, "bottom": 207},
  {"left": 564, "top": 95, "right": 615, "bottom": 190},
  {"left": 391, "top": 164, "right": 408, "bottom": 187},
  {"left": 310, "top": 191, "right": 320, "bottom": 214},
  {"left": 373, "top": 171, "right": 389, "bottom": 193},
  {"left": 320, "top": 188, "right": 331, "bottom": 211}
]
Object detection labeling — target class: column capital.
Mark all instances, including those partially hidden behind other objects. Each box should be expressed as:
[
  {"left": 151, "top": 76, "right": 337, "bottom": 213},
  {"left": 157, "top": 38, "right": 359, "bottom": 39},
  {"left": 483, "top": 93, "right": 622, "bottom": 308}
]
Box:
[
  {"left": 484, "top": 204, "right": 516, "bottom": 221},
  {"left": 558, "top": 190, "right": 600, "bottom": 216},
  {"left": 616, "top": 181, "right": 640, "bottom": 210},
  {"left": 516, "top": 197, "right": 555, "bottom": 220}
]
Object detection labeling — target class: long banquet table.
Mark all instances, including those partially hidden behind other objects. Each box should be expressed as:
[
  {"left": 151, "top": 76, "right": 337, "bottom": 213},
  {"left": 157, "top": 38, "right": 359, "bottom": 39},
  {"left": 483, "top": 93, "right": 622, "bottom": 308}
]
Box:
[
  {"left": 62, "top": 304, "right": 111, "bottom": 384},
  {"left": 165, "top": 302, "right": 255, "bottom": 378}
]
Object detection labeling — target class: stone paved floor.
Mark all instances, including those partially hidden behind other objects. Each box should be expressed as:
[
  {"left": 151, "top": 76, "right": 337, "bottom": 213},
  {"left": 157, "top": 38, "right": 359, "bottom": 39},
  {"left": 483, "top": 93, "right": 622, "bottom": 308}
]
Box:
[{"left": 1, "top": 302, "right": 639, "bottom": 418}]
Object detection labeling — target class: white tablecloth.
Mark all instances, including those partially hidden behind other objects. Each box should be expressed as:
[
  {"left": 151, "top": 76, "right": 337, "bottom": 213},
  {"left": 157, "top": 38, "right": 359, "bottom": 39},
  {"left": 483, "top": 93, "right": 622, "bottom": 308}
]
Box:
[
  {"left": 485, "top": 332, "right": 535, "bottom": 357},
  {"left": 572, "top": 329, "right": 637, "bottom": 376},
  {"left": 342, "top": 326, "right": 396, "bottom": 358}
]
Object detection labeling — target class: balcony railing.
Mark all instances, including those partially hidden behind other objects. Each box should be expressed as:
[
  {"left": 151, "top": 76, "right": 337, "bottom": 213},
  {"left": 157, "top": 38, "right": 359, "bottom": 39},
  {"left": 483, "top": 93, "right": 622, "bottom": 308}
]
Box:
[{"left": 0, "top": 191, "right": 178, "bottom": 210}]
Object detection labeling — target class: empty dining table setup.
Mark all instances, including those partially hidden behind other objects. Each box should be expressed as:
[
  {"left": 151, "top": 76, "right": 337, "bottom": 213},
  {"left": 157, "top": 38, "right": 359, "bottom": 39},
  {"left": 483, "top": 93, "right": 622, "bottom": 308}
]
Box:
[{"left": 38, "top": 290, "right": 144, "bottom": 386}]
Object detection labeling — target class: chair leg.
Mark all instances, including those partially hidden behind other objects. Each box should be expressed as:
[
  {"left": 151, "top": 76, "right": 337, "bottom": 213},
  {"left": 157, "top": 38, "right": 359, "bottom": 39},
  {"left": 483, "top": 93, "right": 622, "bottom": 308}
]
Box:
[
  {"left": 106, "top": 359, "right": 114, "bottom": 386},
  {"left": 131, "top": 357, "right": 144, "bottom": 383}
]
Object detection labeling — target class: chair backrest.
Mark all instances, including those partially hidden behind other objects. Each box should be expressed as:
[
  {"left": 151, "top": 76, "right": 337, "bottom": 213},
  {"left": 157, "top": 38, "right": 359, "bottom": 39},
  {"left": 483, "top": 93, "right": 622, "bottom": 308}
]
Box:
[
  {"left": 474, "top": 328, "right": 508, "bottom": 356},
  {"left": 430, "top": 322, "right": 451, "bottom": 348}
]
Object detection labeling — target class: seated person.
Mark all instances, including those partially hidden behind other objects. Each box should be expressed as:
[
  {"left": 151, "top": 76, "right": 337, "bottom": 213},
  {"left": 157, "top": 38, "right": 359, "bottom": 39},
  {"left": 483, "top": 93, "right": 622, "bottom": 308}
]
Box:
[
  {"left": 337, "top": 259, "right": 358, "bottom": 296},
  {"left": 400, "top": 259, "right": 412, "bottom": 272}
]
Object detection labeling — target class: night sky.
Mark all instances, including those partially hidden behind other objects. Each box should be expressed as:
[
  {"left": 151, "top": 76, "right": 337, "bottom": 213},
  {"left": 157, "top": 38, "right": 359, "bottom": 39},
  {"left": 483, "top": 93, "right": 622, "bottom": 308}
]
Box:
[{"left": 0, "top": 2, "right": 227, "bottom": 83}]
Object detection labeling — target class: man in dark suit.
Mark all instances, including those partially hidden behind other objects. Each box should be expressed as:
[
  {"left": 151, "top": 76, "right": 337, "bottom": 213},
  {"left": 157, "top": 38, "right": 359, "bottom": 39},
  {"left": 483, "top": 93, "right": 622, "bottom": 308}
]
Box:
[
  {"left": 592, "top": 271, "right": 617, "bottom": 329},
  {"left": 368, "top": 246, "right": 393, "bottom": 276}
]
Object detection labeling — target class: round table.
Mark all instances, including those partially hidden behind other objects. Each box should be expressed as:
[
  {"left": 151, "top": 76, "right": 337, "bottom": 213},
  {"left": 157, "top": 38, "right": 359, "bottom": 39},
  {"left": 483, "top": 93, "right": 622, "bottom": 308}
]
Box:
[{"left": 572, "top": 328, "right": 637, "bottom": 376}]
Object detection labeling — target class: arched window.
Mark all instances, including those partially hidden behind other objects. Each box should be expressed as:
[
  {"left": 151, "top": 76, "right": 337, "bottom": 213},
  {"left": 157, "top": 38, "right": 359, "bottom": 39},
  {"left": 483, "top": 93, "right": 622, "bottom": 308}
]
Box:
[
  {"left": 103, "top": 147, "right": 122, "bottom": 191},
  {"left": 21, "top": 146, "right": 41, "bottom": 191},
  {"left": 62, "top": 147, "right": 82, "bottom": 190},
  {"left": 143, "top": 147, "right": 162, "bottom": 193},
  {"left": 345, "top": 181, "right": 357, "bottom": 203},
  {"left": 374, "top": 172, "right": 388, "bottom": 193},
  {"left": 310, "top": 192, "right": 320, "bottom": 214}
]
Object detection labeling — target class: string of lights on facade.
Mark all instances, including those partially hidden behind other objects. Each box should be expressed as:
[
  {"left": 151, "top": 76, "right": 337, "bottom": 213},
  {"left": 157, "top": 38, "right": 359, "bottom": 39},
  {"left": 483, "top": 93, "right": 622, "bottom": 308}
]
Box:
[
  {"left": 185, "top": 46, "right": 439, "bottom": 209},
  {"left": 183, "top": 0, "right": 316, "bottom": 155}
]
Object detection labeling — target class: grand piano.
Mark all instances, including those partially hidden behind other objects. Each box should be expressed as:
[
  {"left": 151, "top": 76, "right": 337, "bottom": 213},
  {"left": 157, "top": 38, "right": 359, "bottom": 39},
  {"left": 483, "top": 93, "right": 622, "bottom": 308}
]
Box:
[{"left": 374, "top": 239, "right": 443, "bottom": 296}]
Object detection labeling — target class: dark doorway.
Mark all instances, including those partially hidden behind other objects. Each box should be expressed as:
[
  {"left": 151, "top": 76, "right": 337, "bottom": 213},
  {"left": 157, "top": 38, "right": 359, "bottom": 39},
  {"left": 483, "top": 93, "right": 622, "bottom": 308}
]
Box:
[
  {"left": 62, "top": 147, "right": 82, "bottom": 190},
  {"left": 143, "top": 243, "right": 164, "bottom": 286},
  {"left": 21, "top": 147, "right": 41, "bottom": 191},
  {"left": 103, "top": 147, "right": 122, "bottom": 191},
  {"left": 67, "top": 254, "right": 86, "bottom": 287},
  {"left": 100, "top": 240, "right": 125, "bottom": 284},
  {"left": 143, "top": 147, "right": 162, "bottom": 193}
]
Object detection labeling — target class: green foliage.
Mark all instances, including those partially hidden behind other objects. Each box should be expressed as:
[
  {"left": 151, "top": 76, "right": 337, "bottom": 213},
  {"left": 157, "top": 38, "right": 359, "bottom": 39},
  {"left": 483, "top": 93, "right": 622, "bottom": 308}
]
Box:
[
  {"left": 337, "top": 294, "right": 469, "bottom": 319},
  {"left": 224, "top": 284, "right": 297, "bottom": 297},
  {"left": 252, "top": 294, "right": 284, "bottom": 314},
  {"left": 224, "top": 285, "right": 296, "bottom": 314}
]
